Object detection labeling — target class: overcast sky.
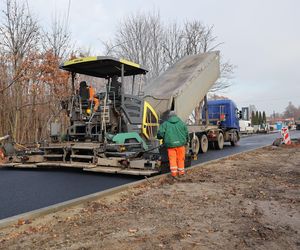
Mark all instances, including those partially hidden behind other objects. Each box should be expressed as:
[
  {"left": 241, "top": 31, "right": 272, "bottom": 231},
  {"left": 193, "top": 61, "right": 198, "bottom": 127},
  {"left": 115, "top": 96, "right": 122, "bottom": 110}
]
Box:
[{"left": 2, "top": 0, "right": 299, "bottom": 115}]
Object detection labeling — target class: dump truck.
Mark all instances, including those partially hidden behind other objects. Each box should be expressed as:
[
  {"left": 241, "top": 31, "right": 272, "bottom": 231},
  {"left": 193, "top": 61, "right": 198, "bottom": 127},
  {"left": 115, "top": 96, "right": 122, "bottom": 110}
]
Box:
[
  {"left": 1, "top": 51, "right": 230, "bottom": 175},
  {"left": 144, "top": 52, "right": 240, "bottom": 156}
]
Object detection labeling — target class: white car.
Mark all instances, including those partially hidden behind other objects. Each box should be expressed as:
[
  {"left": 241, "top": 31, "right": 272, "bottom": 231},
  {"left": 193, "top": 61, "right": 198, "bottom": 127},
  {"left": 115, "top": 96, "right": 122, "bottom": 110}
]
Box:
[{"left": 239, "top": 120, "right": 254, "bottom": 134}]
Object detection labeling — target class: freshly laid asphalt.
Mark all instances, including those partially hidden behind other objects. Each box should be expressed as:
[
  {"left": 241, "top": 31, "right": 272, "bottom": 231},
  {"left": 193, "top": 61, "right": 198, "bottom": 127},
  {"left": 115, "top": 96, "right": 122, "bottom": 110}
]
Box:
[
  {"left": 0, "top": 130, "right": 299, "bottom": 220},
  {"left": 0, "top": 171, "right": 140, "bottom": 220}
]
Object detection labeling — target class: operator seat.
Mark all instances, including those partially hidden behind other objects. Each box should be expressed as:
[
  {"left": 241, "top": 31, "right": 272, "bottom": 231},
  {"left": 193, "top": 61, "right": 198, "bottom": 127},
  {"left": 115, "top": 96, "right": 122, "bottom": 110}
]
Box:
[
  {"left": 79, "top": 81, "right": 89, "bottom": 110},
  {"left": 110, "top": 75, "right": 121, "bottom": 100}
]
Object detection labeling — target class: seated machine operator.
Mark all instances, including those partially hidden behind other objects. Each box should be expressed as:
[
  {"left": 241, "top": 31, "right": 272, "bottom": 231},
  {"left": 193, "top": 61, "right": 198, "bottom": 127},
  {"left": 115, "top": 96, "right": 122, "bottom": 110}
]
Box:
[
  {"left": 88, "top": 85, "right": 100, "bottom": 112},
  {"left": 79, "top": 81, "right": 100, "bottom": 113}
]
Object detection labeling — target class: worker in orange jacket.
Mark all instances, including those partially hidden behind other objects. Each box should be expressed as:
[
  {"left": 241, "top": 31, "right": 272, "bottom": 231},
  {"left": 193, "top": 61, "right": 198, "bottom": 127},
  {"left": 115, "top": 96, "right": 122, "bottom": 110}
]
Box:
[
  {"left": 157, "top": 111, "right": 189, "bottom": 177},
  {"left": 79, "top": 81, "right": 100, "bottom": 113},
  {"left": 88, "top": 85, "right": 100, "bottom": 112}
]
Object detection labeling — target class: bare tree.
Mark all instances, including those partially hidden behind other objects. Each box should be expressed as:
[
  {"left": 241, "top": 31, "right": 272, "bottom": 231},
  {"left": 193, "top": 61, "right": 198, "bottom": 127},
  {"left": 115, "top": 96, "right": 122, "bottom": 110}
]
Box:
[
  {"left": 104, "top": 12, "right": 234, "bottom": 91},
  {"left": 38, "top": 11, "right": 73, "bottom": 141},
  {"left": 104, "top": 11, "right": 165, "bottom": 81},
  {"left": 283, "top": 102, "right": 300, "bottom": 119},
  {"left": 161, "top": 22, "right": 185, "bottom": 68},
  {"left": 0, "top": 0, "right": 40, "bottom": 59},
  {"left": 210, "top": 59, "right": 236, "bottom": 92},
  {"left": 180, "top": 21, "right": 235, "bottom": 93},
  {"left": 41, "top": 12, "right": 72, "bottom": 60},
  {"left": 182, "top": 22, "right": 223, "bottom": 54},
  {"left": 0, "top": 52, "right": 10, "bottom": 136},
  {"left": 182, "top": 21, "right": 206, "bottom": 54},
  {"left": 0, "top": 0, "right": 40, "bottom": 141}
]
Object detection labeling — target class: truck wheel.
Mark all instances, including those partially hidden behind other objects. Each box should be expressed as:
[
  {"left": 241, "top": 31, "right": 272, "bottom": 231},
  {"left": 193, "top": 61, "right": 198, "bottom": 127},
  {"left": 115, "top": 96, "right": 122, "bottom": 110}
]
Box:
[
  {"left": 199, "top": 134, "right": 208, "bottom": 153},
  {"left": 191, "top": 135, "right": 200, "bottom": 155},
  {"left": 230, "top": 132, "right": 238, "bottom": 146},
  {"left": 214, "top": 133, "right": 224, "bottom": 150}
]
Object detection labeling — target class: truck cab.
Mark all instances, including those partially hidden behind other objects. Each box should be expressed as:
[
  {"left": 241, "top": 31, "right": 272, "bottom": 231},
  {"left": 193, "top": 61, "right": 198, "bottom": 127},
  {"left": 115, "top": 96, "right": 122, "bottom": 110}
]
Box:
[
  {"left": 206, "top": 99, "right": 240, "bottom": 130},
  {"left": 204, "top": 99, "right": 240, "bottom": 147}
]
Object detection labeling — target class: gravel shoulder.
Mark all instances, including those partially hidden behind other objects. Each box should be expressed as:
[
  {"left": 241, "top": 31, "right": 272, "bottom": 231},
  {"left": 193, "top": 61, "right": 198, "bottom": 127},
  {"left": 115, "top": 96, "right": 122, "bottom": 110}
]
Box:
[{"left": 0, "top": 143, "right": 299, "bottom": 250}]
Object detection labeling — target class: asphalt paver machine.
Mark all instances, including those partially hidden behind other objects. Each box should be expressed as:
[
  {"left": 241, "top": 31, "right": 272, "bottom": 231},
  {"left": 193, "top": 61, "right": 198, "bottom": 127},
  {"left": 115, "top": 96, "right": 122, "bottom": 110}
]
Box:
[{"left": 2, "top": 57, "right": 162, "bottom": 175}]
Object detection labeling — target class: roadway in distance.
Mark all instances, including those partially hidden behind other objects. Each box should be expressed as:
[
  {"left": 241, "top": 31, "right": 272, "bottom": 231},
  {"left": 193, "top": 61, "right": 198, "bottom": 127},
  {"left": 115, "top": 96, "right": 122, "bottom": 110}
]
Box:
[{"left": 195, "top": 130, "right": 300, "bottom": 165}]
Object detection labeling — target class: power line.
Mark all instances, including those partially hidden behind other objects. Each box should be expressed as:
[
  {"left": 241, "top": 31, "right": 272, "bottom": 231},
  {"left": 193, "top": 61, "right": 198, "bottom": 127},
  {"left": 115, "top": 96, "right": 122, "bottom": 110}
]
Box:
[{"left": 66, "top": 0, "right": 71, "bottom": 27}]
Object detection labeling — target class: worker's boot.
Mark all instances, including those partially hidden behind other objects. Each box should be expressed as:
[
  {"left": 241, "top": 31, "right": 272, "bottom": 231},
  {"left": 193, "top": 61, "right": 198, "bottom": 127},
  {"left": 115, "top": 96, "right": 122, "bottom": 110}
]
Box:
[
  {"left": 171, "top": 173, "right": 178, "bottom": 180},
  {"left": 178, "top": 168, "right": 185, "bottom": 178}
]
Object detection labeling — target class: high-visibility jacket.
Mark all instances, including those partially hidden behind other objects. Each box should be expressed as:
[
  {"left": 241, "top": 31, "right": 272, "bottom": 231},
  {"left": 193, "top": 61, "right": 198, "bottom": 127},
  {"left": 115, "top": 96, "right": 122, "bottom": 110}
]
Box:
[
  {"left": 89, "top": 87, "right": 99, "bottom": 111},
  {"left": 157, "top": 115, "right": 189, "bottom": 148},
  {"left": 89, "top": 87, "right": 96, "bottom": 101}
]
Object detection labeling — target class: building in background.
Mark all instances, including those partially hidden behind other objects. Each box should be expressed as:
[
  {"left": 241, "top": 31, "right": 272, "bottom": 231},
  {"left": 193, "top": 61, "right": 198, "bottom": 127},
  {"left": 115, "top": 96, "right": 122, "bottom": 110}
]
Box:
[
  {"left": 241, "top": 104, "right": 257, "bottom": 121},
  {"left": 241, "top": 107, "right": 249, "bottom": 120}
]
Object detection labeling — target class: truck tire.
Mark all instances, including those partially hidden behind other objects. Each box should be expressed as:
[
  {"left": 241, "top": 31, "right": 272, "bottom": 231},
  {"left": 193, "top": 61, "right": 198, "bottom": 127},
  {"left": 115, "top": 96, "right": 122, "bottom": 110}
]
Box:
[
  {"left": 191, "top": 135, "right": 200, "bottom": 155},
  {"left": 230, "top": 131, "right": 238, "bottom": 146},
  {"left": 199, "top": 134, "right": 208, "bottom": 153},
  {"left": 214, "top": 132, "right": 224, "bottom": 150}
]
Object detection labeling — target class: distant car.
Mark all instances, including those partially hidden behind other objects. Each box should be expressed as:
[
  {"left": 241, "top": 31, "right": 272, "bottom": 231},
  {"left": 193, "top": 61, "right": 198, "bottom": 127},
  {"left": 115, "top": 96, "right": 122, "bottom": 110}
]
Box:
[
  {"left": 239, "top": 120, "right": 254, "bottom": 134},
  {"left": 253, "top": 124, "right": 270, "bottom": 134},
  {"left": 260, "top": 123, "right": 270, "bottom": 133},
  {"left": 296, "top": 123, "right": 300, "bottom": 130}
]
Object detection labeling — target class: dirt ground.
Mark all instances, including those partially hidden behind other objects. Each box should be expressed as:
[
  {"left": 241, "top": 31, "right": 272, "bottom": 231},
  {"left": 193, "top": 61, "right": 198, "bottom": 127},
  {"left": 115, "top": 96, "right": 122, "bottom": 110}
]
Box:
[{"left": 0, "top": 143, "right": 299, "bottom": 250}]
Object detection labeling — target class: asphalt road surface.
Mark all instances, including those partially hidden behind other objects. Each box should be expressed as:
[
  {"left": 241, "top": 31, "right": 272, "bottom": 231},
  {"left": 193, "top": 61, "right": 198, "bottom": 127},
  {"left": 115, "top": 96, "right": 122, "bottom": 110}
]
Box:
[
  {"left": 0, "top": 171, "right": 140, "bottom": 220},
  {"left": 0, "top": 130, "right": 299, "bottom": 220},
  {"left": 195, "top": 130, "right": 300, "bottom": 165}
]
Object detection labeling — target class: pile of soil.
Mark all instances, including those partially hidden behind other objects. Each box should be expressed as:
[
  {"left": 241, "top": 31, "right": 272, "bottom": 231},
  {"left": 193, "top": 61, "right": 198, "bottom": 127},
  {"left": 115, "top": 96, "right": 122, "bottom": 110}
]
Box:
[
  {"left": 0, "top": 145, "right": 299, "bottom": 250},
  {"left": 283, "top": 139, "right": 300, "bottom": 148}
]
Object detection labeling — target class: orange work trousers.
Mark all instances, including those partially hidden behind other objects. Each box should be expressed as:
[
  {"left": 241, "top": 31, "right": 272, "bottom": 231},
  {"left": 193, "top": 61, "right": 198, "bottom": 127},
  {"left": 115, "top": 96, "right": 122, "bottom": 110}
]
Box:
[{"left": 167, "top": 146, "right": 185, "bottom": 176}]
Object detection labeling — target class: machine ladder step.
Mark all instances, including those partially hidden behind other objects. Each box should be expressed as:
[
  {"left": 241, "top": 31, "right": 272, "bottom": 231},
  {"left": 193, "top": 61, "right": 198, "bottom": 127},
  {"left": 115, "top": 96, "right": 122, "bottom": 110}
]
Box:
[
  {"left": 44, "top": 154, "right": 64, "bottom": 158},
  {"left": 70, "top": 155, "right": 94, "bottom": 159}
]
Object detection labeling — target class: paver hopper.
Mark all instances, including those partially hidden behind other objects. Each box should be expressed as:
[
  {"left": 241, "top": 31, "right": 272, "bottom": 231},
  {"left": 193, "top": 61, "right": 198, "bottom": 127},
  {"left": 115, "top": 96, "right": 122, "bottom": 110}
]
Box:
[{"left": 144, "top": 51, "right": 220, "bottom": 122}]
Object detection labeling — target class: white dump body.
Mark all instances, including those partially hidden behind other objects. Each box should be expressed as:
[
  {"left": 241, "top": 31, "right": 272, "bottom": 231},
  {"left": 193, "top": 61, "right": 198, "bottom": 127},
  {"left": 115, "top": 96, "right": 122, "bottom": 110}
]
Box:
[{"left": 143, "top": 52, "right": 220, "bottom": 122}]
